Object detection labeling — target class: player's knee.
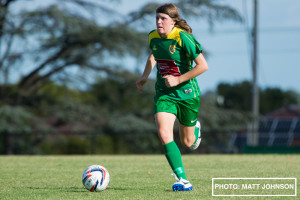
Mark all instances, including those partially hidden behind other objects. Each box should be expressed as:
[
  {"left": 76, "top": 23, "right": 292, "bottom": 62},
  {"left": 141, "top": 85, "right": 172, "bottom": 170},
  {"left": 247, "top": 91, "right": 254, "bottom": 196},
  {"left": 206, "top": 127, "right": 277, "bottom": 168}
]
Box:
[
  {"left": 182, "top": 137, "right": 194, "bottom": 148},
  {"left": 158, "top": 128, "right": 172, "bottom": 144}
]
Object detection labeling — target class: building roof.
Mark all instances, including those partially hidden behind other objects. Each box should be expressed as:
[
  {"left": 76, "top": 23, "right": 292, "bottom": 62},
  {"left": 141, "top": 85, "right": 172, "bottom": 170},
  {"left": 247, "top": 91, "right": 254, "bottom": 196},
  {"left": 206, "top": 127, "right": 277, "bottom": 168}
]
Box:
[{"left": 266, "top": 105, "right": 300, "bottom": 118}]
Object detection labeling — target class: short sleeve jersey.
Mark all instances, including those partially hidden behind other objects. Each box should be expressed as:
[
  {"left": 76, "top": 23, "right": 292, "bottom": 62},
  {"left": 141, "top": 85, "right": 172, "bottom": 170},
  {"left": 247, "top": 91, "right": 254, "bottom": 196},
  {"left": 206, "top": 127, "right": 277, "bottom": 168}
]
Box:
[{"left": 148, "top": 27, "right": 202, "bottom": 100}]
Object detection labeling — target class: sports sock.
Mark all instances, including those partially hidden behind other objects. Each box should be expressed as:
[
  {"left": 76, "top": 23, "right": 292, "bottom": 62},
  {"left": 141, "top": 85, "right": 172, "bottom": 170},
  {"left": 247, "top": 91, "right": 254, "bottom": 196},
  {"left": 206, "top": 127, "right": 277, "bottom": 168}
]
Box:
[
  {"left": 163, "top": 141, "right": 187, "bottom": 180},
  {"left": 193, "top": 123, "right": 199, "bottom": 144}
]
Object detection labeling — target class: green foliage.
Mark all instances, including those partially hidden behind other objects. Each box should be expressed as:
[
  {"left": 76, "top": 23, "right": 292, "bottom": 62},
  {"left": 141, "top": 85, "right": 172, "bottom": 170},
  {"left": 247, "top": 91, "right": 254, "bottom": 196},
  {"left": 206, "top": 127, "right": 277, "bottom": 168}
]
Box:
[
  {"left": 0, "top": 105, "right": 34, "bottom": 134},
  {"left": 0, "top": 0, "right": 243, "bottom": 99},
  {"left": 199, "top": 91, "right": 251, "bottom": 131},
  {"left": 37, "top": 135, "right": 91, "bottom": 154},
  {"left": 217, "top": 81, "right": 300, "bottom": 114},
  {"left": 1, "top": 1, "right": 298, "bottom": 155},
  {"left": 0, "top": 105, "right": 38, "bottom": 154},
  {"left": 217, "top": 81, "right": 252, "bottom": 111},
  {"left": 0, "top": 71, "right": 161, "bottom": 154},
  {"left": 260, "top": 88, "right": 299, "bottom": 114},
  {"left": 89, "top": 70, "right": 155, "bottom": 117},
  {"left": 1, "top": 73, "right": 300, "bottom": 154},
  {"left": 2, "top": 75, "right": 299, "bottom": 154},
  {"left": 1, "top": 2, "right": 147, "bottom": 98}
]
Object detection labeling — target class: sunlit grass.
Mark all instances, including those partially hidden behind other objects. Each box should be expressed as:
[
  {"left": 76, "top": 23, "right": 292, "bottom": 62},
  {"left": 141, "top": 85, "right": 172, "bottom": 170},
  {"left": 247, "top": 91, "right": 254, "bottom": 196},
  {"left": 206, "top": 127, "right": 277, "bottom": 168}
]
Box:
[{"left": 0, "top": 155, "right": 299, "bottom": 199}]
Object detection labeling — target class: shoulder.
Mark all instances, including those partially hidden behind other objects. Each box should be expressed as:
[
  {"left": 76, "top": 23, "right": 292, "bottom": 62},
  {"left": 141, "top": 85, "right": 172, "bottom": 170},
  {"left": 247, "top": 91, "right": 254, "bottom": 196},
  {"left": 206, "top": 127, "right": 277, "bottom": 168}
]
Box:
[
  {"left": 149, "top": 29, "right": 157, "bottom": 35},
  {"left": 179, "top": 31, "right": 196, "bottom": 42},
  {"left": 179, "top": 30, "right": 201, "bottom": 50},
  {"left": 167, "top": 27, "right": 185, "bottom": 46},
  {"left": 148, "top": 29, "right": 160, "bottom": 40},
  {"left": 167, "top": 27, "right": 197, "bottom": 47}
]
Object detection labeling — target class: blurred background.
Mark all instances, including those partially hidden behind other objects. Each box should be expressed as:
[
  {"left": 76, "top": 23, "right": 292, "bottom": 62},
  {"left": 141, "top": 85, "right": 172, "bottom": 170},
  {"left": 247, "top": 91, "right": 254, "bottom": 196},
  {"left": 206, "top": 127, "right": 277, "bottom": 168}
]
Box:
[{"left": 0, "top": 0, "right": 299, "bottom": 154}]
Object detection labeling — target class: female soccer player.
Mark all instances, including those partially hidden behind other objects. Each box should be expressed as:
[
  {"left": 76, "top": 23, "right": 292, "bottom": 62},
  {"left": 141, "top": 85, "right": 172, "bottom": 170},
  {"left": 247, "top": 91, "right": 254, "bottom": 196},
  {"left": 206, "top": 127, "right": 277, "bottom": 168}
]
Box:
[{"left": 136, "top": 3, "right": 208, "bottom": 191}]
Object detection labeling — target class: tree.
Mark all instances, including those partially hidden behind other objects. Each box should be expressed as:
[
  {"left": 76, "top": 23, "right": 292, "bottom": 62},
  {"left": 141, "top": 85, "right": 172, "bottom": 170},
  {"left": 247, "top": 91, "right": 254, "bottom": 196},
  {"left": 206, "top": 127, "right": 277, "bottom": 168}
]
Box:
[
  {"left": 260, "top": 88, "right": 299, "bottom": 114},
  {"left": 128, "top": 0, "right": 242, "bottom": 28},
  {"left": 0, "top": 0, "right": 21, "bottom": 94},
  {"left": 0, "top": 0, "right": 246, "bottom": 154},
  {"left": 0, "top": 0, "right": 17, "bottom": 38},
  {"left": 217, "top": 81, "right": 252, "bottom": 111},
  {"left": 0, "top": 0, "right": 243, "bottom": 104},
  {"left": 217, "top": 81, "right": 300, "bottom": 114}
]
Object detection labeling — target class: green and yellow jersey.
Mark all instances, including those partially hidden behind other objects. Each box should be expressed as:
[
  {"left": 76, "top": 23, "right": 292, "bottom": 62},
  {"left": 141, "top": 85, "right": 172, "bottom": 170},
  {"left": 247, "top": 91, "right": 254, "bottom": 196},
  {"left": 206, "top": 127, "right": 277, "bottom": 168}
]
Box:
[{"left": 148, "top": 27, "right": 202, "bottom": 100}]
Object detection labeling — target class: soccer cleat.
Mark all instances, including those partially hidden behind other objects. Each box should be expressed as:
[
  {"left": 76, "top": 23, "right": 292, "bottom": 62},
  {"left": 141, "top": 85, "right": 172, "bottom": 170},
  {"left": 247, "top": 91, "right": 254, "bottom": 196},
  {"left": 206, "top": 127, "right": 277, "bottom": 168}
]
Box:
[
  {"left": 171, "top": 174, "right": 193, "bottom": 191},
  {"left": 189, "top": 120, "right": 201, "bottom": 150},
  {"left": 172, "top": 178, "right": 193, "bottom": 191}
]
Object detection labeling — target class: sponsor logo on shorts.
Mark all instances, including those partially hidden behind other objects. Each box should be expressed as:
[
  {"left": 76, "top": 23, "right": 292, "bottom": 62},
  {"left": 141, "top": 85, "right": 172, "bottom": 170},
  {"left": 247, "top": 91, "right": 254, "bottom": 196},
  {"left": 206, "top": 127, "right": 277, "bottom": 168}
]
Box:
[{"left": 191, "top": 119, "right": 197, "bottom": 123}]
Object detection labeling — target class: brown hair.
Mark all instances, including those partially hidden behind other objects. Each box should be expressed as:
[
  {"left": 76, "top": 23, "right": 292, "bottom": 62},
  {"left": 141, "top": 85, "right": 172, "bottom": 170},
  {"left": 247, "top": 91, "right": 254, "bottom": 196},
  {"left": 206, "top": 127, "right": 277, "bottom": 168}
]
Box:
[{"left": 156, "top": 3, "right": 192, "bottom": 34}]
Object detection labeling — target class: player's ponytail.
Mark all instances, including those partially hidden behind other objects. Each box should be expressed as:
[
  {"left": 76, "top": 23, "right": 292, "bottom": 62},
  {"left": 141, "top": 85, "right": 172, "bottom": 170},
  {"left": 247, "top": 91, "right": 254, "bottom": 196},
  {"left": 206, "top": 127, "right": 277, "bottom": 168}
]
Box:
[
  {"left": 156, "top": 3, "right": 192, "bottom": 34},
  {"left": 175, "top": 18, "right": 192, "bottom": 34}
]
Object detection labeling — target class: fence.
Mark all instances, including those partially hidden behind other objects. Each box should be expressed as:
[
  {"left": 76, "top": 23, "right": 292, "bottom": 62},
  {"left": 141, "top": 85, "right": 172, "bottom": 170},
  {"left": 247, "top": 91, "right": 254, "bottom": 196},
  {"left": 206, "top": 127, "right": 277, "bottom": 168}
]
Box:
[{"left": 230, "top": 117, "right": 300, "bottom": 153}]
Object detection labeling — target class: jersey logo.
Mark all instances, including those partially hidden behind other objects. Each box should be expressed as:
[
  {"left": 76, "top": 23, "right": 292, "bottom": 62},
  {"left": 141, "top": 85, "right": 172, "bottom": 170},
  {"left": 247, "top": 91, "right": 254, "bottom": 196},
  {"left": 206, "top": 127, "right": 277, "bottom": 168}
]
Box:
[
  {"left": 169, "top": 45, "right": 176, "bottom": 54},
  {"left": 153, "top": 45, "right": 157, "bottom": 51}
]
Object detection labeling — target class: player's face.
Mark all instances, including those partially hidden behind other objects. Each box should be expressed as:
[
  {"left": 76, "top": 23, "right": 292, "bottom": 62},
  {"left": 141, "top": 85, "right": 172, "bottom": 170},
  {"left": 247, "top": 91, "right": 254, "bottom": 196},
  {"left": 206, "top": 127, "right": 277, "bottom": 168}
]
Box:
[{"left": 156, "top": 13, "right": 175, "bottom": 37}]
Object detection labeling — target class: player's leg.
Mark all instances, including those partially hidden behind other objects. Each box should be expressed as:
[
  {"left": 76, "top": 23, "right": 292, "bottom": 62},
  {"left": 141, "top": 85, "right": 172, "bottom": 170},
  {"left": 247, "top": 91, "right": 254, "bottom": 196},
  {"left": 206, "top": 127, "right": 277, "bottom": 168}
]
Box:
[
  {"left": 177, "top": 97, "right": 201, "bottom": 150},
  {"left": 155, "top": 112, "right": 192, "bottom": 191},
  {"left": 179, "top": 121, "right": 201, "bottom": 150},
  {"left": 155, "top": 112, "right": 175, "bottom": 145},
  {"left": 190, "top": 120, "right": 201, "bottom": 150},
  {"left": 179, "top": 124, "right": 196, "bottom": 147},
  {"left": 155, "top": 112, "right": 187, "bottom": 180},
  {"left": 168, "top": 98, "right": 201, "bottom": 191},
  {"left": 154, "top": 96, "right": 193, "bottom": 191}
]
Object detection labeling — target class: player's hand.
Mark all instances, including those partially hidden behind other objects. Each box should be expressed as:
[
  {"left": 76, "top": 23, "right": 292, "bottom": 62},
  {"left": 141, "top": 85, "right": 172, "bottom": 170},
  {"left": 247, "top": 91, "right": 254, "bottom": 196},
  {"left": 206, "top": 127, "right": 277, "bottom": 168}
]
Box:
[
  {"left": 136, "top": 76, "right": 147, "bottom": 93},
  {"left": 163, "top": 75, "right": 180, "bottom": 87}
]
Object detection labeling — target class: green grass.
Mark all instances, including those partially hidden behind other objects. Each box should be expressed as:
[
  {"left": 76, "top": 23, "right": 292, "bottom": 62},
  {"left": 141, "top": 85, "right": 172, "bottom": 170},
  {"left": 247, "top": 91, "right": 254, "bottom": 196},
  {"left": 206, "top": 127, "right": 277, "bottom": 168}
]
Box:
[{"left": 0, "top": 155, "right": 299, "bottom": 200}]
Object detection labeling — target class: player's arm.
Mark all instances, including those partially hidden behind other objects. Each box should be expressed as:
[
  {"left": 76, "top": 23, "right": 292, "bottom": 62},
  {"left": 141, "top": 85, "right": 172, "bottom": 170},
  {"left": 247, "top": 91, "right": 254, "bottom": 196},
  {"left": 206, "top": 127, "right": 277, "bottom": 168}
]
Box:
[
  {"left": 164, "top": 53, "right": 208, "bottom": 87},
  {"left": 136, "top": 52, "right": 156, "bottom": 93}
]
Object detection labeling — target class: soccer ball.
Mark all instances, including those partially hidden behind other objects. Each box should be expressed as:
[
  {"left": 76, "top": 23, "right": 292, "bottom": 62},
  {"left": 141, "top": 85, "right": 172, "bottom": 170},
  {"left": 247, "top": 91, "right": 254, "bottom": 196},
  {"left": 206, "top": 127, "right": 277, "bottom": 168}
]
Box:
[{"left": 82, "top": 165, "right": 110, "bottom": 192}]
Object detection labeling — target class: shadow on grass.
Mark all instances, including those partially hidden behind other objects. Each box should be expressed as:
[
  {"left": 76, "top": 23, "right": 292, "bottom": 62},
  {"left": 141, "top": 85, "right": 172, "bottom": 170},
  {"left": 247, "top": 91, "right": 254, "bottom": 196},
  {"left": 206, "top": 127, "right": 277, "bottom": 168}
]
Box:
[
  {"left": 27, "top": 186, "right": 130, "bottom": 192},
  {"left": 106, "top": 187, "right": 132, "bottom": 191},
  {"left": 27, "top": 186, "right": 85, "bottom": 192},
  {"left": 165, "top": 189, "right": 177, "bottom": 192}
]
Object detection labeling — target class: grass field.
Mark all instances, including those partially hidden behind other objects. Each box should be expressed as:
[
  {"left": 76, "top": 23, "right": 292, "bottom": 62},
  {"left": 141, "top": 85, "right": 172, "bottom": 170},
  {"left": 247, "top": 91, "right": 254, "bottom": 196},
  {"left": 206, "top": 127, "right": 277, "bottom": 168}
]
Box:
[{"left": 0, "top": 154, "right": 299, "bottom": 200}]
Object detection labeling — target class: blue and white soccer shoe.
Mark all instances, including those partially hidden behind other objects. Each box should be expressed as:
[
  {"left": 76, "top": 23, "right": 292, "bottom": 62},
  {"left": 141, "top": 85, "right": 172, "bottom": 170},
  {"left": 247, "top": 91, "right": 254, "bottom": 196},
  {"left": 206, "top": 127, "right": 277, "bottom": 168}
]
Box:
[
  {"left": 172, "top": 178, "right": 193, "bottom": 191},
  {"left": 172, "top": 174, "right": 193, "bottom": 191},
  {"left": 189, "top": 120, "right": 201, "bottom": 150}
]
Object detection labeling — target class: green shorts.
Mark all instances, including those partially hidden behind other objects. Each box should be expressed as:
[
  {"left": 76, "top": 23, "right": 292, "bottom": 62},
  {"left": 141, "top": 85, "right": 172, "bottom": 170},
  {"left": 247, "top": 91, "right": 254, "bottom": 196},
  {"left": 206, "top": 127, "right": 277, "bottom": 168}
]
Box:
[{"left": 154, "top": 95, "right": 200, "bottom": 126}]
